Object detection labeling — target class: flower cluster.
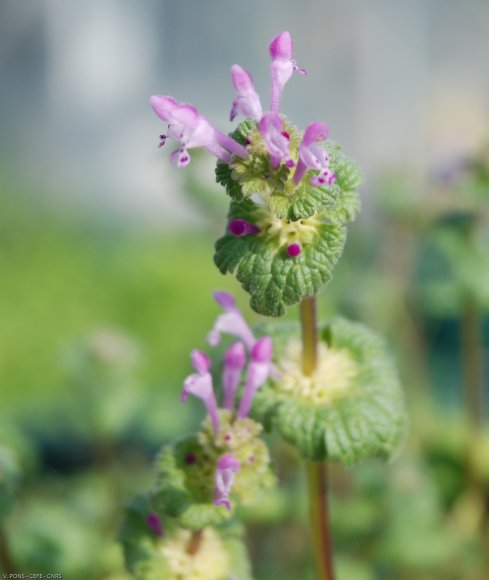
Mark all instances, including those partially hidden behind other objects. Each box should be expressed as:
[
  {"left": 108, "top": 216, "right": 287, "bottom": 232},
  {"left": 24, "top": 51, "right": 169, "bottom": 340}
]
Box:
[
  {"left": 151, "top": 31, "right": 339, "bottom": 260},
  {"left": 181, "top": 291, "right": 273, "bottom": 511}
]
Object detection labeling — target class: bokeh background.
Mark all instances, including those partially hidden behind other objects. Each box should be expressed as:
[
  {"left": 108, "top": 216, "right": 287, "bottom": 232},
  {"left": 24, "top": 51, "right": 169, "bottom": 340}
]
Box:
[{"left": 1, "top": 1, "right": 488, "bottom": 578}]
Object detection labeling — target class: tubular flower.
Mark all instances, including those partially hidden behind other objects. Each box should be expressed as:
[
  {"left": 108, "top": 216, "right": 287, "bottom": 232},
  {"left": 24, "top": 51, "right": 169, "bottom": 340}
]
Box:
[
  {"left": 230, "top": 65, "right": 263, "bottom": 122},
  {"left": 181, "top": 350, "right": 220, "bottom": 431},
  {"left": 293, "top": 122, "right": 336, "bottom": 186},
  {"left": 207, "top": 291, "right": 256, "bottom": 350},
  {"left": 223, "top": 341, "right": 247, "bottom": 410},
  {"left": 269, "top": 30, "right": 306, "bottom": 114},
  {"left": 150, "top": 96, "right": 247, "bottom": 166},
  {"left": 213, "top": 454, "right": 241, "bottom": 510},
  {"left": 165, "top": 292, "right": 276, "bottom": 520},
  {"left": 259, "top": 112, "right": 295, "bottom": 170},
  {"left": 238, "top": 337, "right": 274, "bottom": 418},
  {"left": 228, "top": 219, "right": 260, "bottom": 237}
]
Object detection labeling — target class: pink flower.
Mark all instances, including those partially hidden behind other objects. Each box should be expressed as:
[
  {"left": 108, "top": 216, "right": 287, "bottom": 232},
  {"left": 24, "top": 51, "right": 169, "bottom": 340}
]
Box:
[
  {"left": 238, "top": 337, "right": 273, "bottom": 418},
  {"left": 269, "top": 31, "right": 306, "bottom": 114},
  {"left": 213, "top": 454, "right": 241, "bottom": 510},
  {"left": 292, "top": 122, "right": 336, "bottom": 186},
  {"left": 222, "top": 342, "right": 247, "bottom": 410},
  {"left": 207, "top": 292, "right": 256, "bottom": 350},
  {"left": 181, "top": 349, "right": 220, "bottom": 431},
  {"left": 287, "top": 242, "right": 302, "bottom": 257},
  {"left": 259, "top": 112, "right": 295, "bottom": 170},
  {"left": 230, "top": 65, "right": 263, "bottom": 122},
  {"left": 228, "top": 219, "right": 260, "bottom": 237},
  {"left": 150, "top": 96, "right": 247, "bottom": 165}
]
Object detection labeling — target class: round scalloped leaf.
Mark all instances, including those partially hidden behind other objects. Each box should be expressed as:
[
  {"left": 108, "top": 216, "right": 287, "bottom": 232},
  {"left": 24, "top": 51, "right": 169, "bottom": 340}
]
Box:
[
  {"left": 214, "top": 201, "right": 347, "bottom": 317},
  {"left": 252, "top": 317, "right": 407, "bottom": 463},
  {"left": 119, "top": 496, "right": 252, "bottom": 580},
  {"left": 271, "top": 180, "right": 340, "bottom": 221},
  {"left": 325, "top": 144, "right": 363, "bottom": 224},
  {"left": 152, "top": 436, "right": 231, "bottom": 530}
]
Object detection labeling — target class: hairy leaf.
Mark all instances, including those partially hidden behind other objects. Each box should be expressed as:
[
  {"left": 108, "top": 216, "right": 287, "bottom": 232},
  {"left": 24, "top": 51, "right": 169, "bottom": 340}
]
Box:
[{"left": 252, "top": 317, "right": 407, "bottom": 462}]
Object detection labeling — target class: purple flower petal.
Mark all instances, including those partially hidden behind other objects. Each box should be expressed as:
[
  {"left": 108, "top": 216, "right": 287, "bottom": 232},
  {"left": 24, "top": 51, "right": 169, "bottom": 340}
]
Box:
[
  {"left": 287, "top": 242, "right": 302, "bottom": 257},
  {"left": 208, "top": 293, "right": 256, "bottom": 350},
  {"left": 150, "top": 96, "right": 231, "bottom": 164},
  {"left": 251, "top": 336, "right": 273, "bottom": 362},
  {"left": 146, "top": 513, "right": 163, "bottom": 536},
  {"left": 181, "top": 372, "right": 220, "bottom": 431},
  {"left": 223, "top": 342, "right": 247, "bottom": 411},
  {"left": 230, "top": 64, "right": 263, "bottom": 122},
  {"left": 310, "top": 168, "right": 337, "bottom": 186},
  {"left": 269, "top": 31, "right": 293, "bottom": 61},
  {"left": 213, "top": 454, "right": 241, "bottom": 510},
  {"left": 238, "top": 336, "right": 273, "bottom": 418},
  {"left": 213, "top": 291, "right": 236, "bottom": 310},
  {"left": 229, "top": 219, "right": 260, "bottom": 237},
  {"left": 191, "top": 350, "right": 211, "bottom": 374},
  {"left": 150, "top": 95, "right": 178, "bottom": 122},
  {"left": 259, "top": 112, "right": 292, "bottom": 170},
  {"left": 269, "top": 31, "right": 305, "bottom": 114},
  {"left": 293, "top": 122, "right": 331, "bottom": 184}
]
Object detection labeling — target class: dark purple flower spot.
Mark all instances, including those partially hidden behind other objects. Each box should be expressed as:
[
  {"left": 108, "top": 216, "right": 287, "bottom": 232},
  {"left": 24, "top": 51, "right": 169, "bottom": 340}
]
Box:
[
  {"left": 146, "top": 513, "right": 163, "bottom": 536},
  {"left": 224, "top": 434, "right": 232, "bottom": 441},
  {"left": 185, "top": 452, "right": 198, "bottom": 464},
  {"left": 281, "top": 131, "right": 290, "bottom": 140},
  {"left": 229, "top": 219, "right": 259, "bottom": 237},
  {"left": 287, "top": 243, "right": 302, "bottom": 257},
  {"left": 229, "top": 220, "right": 246, "bottom": 236},
  {"left": 248, "top": 455, "right": 255, "bottom": 463}
]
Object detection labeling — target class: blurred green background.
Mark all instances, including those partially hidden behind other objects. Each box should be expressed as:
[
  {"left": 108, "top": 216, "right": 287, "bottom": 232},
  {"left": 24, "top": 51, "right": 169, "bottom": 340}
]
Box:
[{"left": 1, "top": 1, "right": 488, "bottom": 579}]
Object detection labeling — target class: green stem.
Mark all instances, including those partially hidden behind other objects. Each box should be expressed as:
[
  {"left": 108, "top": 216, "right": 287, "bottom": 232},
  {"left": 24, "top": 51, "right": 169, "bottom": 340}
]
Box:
[
  {"left": 461, "top": 298, "right": 485, "bottom": 432},
  {"left": 300, "top": 297, "right": 318, "bottom": 375},
  {"left": 300, "top": 298, "right": 335, "bottom": 580},
  {"left": 0, "top": 528, "right": 16, "bottom": 574},
  {"left": 186, "top": 529, "right": 203, "bottom": 555}
]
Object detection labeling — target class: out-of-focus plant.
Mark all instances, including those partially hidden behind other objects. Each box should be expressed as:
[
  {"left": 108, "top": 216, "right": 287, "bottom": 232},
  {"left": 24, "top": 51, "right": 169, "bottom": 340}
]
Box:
[
  {"left": 419, "top": 149, "right": 489, "bottom": 432},
  {"left": 65, "top": 328, "right": 143, "bottom": 467}
]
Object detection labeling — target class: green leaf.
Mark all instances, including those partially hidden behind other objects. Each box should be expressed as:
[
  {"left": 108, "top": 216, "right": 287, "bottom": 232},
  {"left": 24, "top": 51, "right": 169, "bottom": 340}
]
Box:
[
  {"left": 214, "top": 201, "right": 347, "bottom": 316},
  {"left": 281, "top": 181, "right": 340, "bottom": 221},
  {"left": 152, "top": 436, "right": 231, "bottom": 531},
  {"left": 252, "top": 317, "right": 407, "bottom": 462},
  {"left": 326, "top": 145, "right": 362, "bottom": 223}
]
